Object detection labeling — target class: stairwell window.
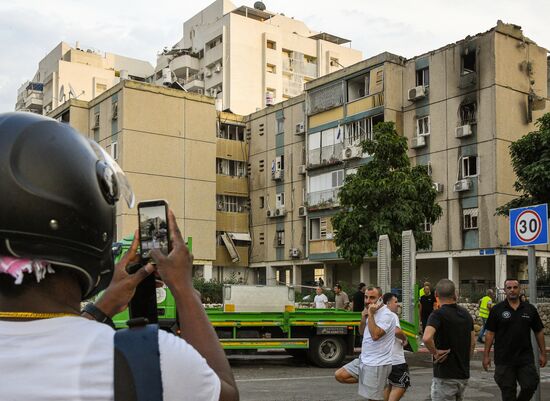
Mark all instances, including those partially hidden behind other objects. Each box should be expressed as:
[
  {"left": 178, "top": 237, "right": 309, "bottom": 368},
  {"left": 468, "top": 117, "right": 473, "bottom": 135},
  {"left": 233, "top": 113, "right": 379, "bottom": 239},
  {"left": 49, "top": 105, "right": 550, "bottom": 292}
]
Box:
[
  {"left": 416, "top": 115, "right": 430, "bottom": 136},
  {"left": 276, "top": 230, "right": 285, "bottom": 246},
  {"left": 461, "top": 156, "right": 478, "bottom": 178},
  {"left": 463, "top": 208, "right": 479, "bottom": 230},
  {"left": 416, "top": 67, "right": 430, "bottom": 87}
]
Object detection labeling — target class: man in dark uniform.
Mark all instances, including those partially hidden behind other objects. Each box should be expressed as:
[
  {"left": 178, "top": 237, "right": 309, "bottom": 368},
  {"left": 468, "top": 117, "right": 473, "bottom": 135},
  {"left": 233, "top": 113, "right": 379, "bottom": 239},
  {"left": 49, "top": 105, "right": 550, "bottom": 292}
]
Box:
[
  {"left": 352, "top": 283, "right": 367, "bottom": 312},
  {"left": 419, "top": 282, "right": 436, "bottom": 334},
  {"left": 482, "top": 278, "right": 547, "bottom": 401}
]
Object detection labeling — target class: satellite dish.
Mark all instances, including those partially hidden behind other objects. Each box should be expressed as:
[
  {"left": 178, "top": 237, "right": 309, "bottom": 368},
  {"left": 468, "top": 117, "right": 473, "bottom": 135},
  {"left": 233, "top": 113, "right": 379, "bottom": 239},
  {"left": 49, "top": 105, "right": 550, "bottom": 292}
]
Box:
[
  {"left": 69, "top": 83, "right": 77, "bottom": 99},
  {"left": 254, "top": 1, "right": 266, "bottom": 11},
  {"left": 59, "top": 85, "right": 65, "bottom": 102}
]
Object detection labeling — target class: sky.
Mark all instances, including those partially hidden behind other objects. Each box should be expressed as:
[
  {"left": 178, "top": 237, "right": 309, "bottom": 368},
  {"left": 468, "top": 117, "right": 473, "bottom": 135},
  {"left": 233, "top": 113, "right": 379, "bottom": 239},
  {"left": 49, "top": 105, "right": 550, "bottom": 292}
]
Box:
[{"left": 1, "top": 0, "right": 549, "bottom": 112}]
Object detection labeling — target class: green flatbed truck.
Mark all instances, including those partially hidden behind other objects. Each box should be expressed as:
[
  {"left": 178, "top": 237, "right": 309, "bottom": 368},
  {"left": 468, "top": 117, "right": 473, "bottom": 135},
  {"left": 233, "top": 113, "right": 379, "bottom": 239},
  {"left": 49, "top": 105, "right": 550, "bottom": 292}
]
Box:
[{"left": 112, "top": 236, "right": 419, "bottom": 368}]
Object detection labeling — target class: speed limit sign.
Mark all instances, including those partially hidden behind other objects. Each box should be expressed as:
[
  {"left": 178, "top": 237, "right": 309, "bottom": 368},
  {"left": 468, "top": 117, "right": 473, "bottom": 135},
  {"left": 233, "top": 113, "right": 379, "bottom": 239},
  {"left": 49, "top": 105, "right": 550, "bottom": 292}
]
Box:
[{"left": 510, "top": 204, "right": 548, "bottom": 247}]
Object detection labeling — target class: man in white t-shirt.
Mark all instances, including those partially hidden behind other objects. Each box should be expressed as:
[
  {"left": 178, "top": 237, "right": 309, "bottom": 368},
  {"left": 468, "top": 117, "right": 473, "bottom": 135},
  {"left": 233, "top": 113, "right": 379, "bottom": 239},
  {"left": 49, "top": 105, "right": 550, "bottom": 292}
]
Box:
[
  {"left": 383, "top": 292, "right": 411, "bottom": 401},
  {"left": 357, "top": 286, "right": 396, "bottom": 400},
  {"left": 313, "top": 286, "right": 329, "bottom": 308},
  {"left": 0, "top": 113, "right": 239, "bottom": 401}
]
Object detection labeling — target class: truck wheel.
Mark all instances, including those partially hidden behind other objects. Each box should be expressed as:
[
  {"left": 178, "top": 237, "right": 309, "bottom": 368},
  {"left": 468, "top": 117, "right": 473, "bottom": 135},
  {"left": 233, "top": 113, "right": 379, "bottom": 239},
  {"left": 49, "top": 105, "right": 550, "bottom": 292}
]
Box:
[{"left": 308, "top": 336, "right": 346, "bottom": 368}]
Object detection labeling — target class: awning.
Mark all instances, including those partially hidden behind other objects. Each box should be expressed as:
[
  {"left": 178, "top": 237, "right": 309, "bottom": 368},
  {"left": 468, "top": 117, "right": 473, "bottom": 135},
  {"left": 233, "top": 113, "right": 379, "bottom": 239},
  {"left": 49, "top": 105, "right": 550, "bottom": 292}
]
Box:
[{"left": 228, "top": 232, "right": 252, "bottom": 242}]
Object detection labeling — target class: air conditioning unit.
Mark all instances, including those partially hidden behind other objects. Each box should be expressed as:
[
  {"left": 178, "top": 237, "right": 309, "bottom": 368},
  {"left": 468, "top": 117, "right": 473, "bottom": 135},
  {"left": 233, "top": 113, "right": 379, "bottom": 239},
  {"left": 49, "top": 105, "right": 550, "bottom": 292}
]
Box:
[
  {"left": 408, "top": 85, "right": 427, "bottom": 101},
  {"left": 214, "top": 64, "right": 222, "bottom": 73},
  {"left": 272, "top": 169, "right": 283, "bottom": 180},
  {"left": 295, "top": 122, "right": 305, "bottom": 134},
  {"left": 289, "top": 248, "right": 300, "bottom": 258},
  {"left": 432, "top": 182, "right": 444, "bottom": 193},
  {"left": 275, "top": 207, "right": 286, "bottom": 216},
  {"left": 453, "top": 178, "right": 472, "bottom": 192},
  {"left": 298, "top": 165, "right": 306, "bottom": 175},
  {"left": 342, "top": 145, "right": 362, "bottom": 160},
  {"left": 455, "top": 124, "right": 472, "bottom": 138},
  {"left": 267, "top": 209, "right": 275, "bottom": 218},
  {"left": 411, "top": 136, "right": 426, "bottom": 149},
  {"left": 205, "top": 69, "right": 212, "bottom": 78},
  {"left": 298, "top": 206, "right": 307, "bottom": 217}
]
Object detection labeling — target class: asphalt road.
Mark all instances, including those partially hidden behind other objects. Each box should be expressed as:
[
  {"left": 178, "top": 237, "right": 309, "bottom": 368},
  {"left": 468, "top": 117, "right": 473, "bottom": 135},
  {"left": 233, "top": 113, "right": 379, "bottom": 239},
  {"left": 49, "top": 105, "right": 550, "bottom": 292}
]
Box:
[{"left": 230, "top": 351, "right": 550, "bottom": 401}]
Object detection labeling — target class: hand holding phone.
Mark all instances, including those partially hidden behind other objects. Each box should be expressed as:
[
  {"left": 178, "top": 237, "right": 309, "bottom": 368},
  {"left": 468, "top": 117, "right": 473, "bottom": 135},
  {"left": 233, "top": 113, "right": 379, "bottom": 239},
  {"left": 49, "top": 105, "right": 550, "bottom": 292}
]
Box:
[{"left": 138, "top": 200, "right": 171, "bottom": 264}]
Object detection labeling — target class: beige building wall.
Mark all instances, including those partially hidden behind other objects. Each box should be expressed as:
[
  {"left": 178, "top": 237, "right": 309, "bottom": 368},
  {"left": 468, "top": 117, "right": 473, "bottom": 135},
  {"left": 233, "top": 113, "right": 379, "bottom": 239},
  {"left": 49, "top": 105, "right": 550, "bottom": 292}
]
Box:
[
  {"left": 49, "top": 81, "right": 217, "bottom": 264},
  {"left": 16, "top": 41, "right": 153, "bottom": 115},
  {"left": 155, "top": 0, "right": 362, "bottom": 115}
]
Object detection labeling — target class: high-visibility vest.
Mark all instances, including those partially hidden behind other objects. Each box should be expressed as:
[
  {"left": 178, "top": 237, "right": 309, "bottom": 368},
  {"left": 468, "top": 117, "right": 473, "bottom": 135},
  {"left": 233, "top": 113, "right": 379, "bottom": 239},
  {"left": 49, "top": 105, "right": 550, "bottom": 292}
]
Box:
[
  {"left": 419, "top": 287, "right": 425, "bottom": 298},
  {"left": 479, "top": 296, "right": 492, "bottom": 318}
]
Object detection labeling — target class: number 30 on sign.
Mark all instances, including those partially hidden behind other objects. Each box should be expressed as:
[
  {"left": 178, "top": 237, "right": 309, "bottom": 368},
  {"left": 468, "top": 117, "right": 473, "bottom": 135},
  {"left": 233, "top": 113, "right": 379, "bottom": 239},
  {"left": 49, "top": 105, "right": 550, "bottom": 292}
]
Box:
[{"left": 509, "top": 204, "right": 549, "bottom": 247}]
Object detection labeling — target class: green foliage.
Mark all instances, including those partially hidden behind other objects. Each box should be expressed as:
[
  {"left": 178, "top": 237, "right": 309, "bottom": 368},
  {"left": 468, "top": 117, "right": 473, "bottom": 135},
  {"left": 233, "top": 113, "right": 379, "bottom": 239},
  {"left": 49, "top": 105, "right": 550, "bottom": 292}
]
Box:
[
  {"left": 332, "top": 121, "right": 443, "bottom": 266},
  {"left": 497, "top": 113, "right": 550, "bottom": 215}
]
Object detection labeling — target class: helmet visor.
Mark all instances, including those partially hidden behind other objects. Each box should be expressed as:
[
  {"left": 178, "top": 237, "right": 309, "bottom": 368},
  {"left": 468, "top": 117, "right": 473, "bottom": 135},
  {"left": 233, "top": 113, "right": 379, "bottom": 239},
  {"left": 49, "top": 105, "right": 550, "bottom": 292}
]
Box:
[{"left": 88, "top": 140, "right": 135, "bottom": 208}]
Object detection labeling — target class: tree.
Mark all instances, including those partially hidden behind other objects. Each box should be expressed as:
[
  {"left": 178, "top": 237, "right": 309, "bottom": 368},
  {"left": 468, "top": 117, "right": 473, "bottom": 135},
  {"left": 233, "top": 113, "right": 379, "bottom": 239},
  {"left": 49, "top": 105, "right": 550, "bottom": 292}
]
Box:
[
  {"left": 496, "top": 113, "right": 550, "bottom": 215},
  {"left": 332, "top": 122, "right": 442, "bottom": 266}
]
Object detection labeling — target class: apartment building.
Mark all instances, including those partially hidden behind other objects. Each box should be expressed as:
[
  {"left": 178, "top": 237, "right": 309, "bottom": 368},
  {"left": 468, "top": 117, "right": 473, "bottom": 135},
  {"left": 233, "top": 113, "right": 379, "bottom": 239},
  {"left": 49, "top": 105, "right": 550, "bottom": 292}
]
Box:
[
  {"left": 215, "top": 112, "right": 251, "bottom": 282},
  {"left": 48, "top": 80, "right": 218, "bottom": 275},
  {"left": 301, "top": 22, "right": 550, "bottom": 294},
  {"left": 247, "top": 94, "right": 324, "bottom": 287},
  {"left": 16, "top": 41, "right": 153, "bottom": 115},
  {"left": 153, "top": 0, "right": 362, "bottom": 115}
]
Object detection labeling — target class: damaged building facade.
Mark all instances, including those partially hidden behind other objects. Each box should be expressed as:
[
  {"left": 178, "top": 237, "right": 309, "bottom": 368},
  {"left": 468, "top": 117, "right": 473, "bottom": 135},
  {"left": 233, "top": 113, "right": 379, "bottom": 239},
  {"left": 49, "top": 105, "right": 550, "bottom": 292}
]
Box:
[{"left": 47, "top": 22, "right": 550, "bottom": 295}]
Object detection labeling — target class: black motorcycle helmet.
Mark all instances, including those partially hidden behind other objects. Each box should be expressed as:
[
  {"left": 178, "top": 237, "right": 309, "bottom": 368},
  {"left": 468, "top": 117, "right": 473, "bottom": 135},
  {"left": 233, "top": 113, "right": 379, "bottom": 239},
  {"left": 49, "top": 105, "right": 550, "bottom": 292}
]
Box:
[{"left": 0, "top": 112, "right": 134, "bottom": 299}]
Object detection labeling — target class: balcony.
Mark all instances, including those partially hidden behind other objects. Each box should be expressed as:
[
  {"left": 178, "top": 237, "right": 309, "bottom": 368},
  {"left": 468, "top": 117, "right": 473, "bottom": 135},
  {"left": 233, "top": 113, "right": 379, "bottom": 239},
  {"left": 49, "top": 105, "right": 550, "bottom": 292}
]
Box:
[
  {"left": 282, "top": 58, "right": 317, "bottom": 78},
  {"left": 459, "top": 71, "right": 477, "bottom": 89},
  {"left": 309, "top": 239, "right": 337, "bottom": 255},
  {"left": 23, "top": 91, "right": 43, "bottom": 112},
  {"left": 307, "top": 143, "right": 344, "bottom": 169},
  {"left": 169, "top": 54, "right": 200, "bottom": 76},
  {"left": 216, "top": 211, "right": 249, "bottom": 232},
  {"left": 307, "top": 188, "right": 340, "bottom": 209},
  {"left": 216, "top": 175, "right": 248, "bottom": 196},
  {"left": 183, "top": 76, "right": 204, "bottom": 92}
]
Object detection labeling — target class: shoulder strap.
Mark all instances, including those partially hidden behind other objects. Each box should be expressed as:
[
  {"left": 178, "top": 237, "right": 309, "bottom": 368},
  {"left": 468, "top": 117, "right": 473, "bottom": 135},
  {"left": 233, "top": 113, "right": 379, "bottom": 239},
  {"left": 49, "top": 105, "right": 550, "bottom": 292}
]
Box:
[{"left": 114, "top": 323, "right": 164, "bottom": 401}]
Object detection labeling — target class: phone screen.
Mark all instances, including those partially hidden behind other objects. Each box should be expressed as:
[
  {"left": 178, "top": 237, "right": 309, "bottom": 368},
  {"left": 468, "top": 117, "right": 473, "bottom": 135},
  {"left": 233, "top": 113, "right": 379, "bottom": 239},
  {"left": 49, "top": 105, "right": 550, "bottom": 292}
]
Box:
[{"left": 138, "top": 200, "right": 170, "bottom": 262}]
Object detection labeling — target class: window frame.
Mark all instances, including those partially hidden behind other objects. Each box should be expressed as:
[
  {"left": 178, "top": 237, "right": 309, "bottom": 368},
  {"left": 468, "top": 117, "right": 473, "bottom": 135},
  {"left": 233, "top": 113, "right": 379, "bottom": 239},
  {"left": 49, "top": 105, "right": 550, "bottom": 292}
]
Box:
[
  {"left": 416, "top": 115, "right": 430, "bottom": 136},
  {"left": 461, "top": 156, "right": 479, "bottom": 178},
  {"left": 463, "top": 208, "right": 479, "bottom": 230}
]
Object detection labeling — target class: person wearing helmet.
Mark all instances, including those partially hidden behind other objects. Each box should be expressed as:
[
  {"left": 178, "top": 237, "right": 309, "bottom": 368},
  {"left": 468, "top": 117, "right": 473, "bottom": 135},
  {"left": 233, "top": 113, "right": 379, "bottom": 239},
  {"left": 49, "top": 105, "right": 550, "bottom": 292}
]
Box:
[{"left": 0, "top": 112, "right": 239, "bottom": 401}]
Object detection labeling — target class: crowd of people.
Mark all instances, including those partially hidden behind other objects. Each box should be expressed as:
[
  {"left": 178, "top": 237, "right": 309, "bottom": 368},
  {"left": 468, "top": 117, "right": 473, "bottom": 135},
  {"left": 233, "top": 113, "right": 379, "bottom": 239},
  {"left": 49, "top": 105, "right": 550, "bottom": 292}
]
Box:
[{"left": 330, "top": 277, "right": 547, "bottom": 401}]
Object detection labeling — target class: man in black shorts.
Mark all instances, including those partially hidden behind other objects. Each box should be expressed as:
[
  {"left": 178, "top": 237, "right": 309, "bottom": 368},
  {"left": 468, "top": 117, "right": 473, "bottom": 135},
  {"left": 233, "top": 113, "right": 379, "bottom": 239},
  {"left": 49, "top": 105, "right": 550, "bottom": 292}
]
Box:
[{"left": 383, "top": 292, "right": 411, "bottom": 401}]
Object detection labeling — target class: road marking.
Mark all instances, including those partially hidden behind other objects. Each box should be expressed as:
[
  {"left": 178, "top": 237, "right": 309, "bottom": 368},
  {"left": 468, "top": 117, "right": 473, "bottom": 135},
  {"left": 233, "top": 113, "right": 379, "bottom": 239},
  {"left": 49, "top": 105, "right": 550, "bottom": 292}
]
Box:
[{"left": 236, "top": 375, "right": 334, "bottom": 383}]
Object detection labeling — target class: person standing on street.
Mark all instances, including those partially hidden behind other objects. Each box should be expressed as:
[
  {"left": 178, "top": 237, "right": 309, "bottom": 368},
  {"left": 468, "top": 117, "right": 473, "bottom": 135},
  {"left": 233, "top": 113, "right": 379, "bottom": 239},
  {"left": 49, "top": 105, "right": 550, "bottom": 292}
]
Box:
[
  {"left": 313, "top": 286, "right": 328, "bottom": 308},
  {"left": 482, "top": 278, "right": 547, "bottom": 401},
  {"left": 419, "top": 282, "right": 436, "bottom": 334},
  {"left": 334, "top": 283, "right": 350, "bottom": 310},
  {"left": 419, "top": 281, "right": 430, "bottom": 298},
  {"left": 423, "top": 279, "right": 475, "bottom": 401},
  {"left": 353, "top": 283, "right": 367, "bottom": 312},
  {"left": 477, "top": 289, "right": 494, "bottom": 343},
  {"left": 0, "top": 112, "right": 239, "bottom": 401},
  {"left": 383, "top": 293, "right": 411, "bottom": 401},
  {"left": 357, "top": 286, "right": 396, "bottom": 400}
]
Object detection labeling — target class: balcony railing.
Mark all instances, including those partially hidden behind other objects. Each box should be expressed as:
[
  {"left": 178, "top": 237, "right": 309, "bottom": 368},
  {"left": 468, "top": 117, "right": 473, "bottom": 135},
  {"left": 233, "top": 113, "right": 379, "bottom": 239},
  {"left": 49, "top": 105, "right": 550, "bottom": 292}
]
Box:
[
  {"left": 307, "top": 188, "right": 340, "bottom": 208},
  {"left": 307, "top": 143, "right": 344, "bottom": 168}
]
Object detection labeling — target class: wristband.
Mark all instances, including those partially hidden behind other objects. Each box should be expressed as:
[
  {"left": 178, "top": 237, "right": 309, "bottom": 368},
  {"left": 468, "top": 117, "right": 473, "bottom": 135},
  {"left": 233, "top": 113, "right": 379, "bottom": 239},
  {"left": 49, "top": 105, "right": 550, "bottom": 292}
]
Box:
[{"left": 82, "top": 303, "right": 115, "bottom": 329}]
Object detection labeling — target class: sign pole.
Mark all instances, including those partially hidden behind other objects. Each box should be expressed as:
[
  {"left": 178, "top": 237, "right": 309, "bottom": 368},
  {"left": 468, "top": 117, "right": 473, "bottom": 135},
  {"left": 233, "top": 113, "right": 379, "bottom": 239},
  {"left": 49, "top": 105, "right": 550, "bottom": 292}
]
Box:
[{"left": 528, "top": 245, "right": 541, "bottom": 401}]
